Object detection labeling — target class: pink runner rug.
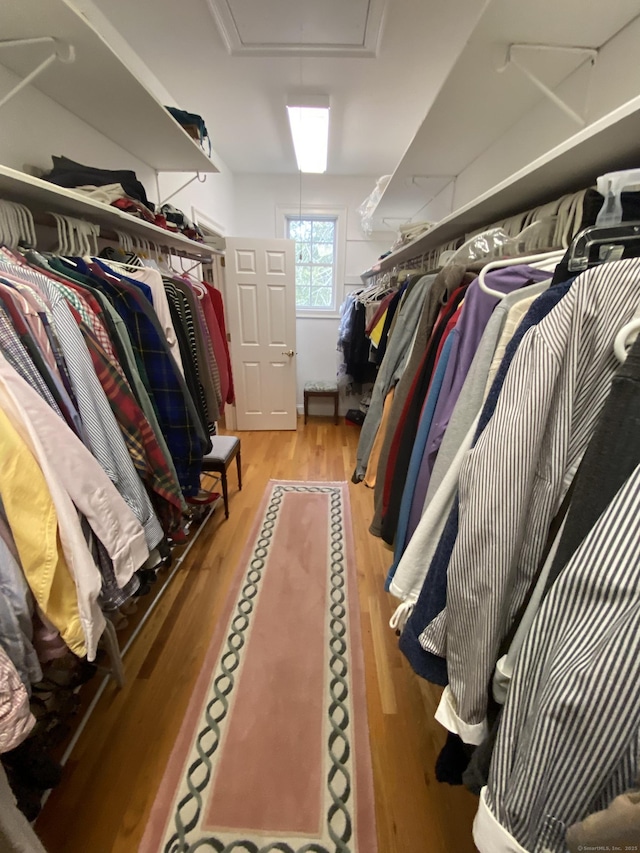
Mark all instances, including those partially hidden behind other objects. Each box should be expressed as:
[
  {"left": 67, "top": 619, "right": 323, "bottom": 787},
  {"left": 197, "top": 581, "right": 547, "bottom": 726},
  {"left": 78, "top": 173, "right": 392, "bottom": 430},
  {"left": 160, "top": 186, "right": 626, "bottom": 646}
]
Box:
[{"left": 141, "top": 480, "right": 377, "bottom": 853}]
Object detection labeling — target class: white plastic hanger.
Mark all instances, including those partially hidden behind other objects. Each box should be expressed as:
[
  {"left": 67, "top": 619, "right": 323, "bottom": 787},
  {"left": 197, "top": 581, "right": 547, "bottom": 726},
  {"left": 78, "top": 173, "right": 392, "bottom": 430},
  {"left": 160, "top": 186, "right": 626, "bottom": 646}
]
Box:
[
  {"left": 51, "top": 213, "right": 69, "bottom": 255},
  {"left": 114, "top": 229, "right": 134, "bottom": 255},
  {"left": 478, "top": 250, "right": 565, "bottom": 298},
  {"left": 14, "top": 202, "right": 36, "bottom": 248},
  {"left": 3, "top": 202, "right": 26, "bottom": 249},
  {"left": 614, "top": 317, "right": 640, "bottom": 363},
  {"left": 0, "top": 204, "right": 16, "bottom": 247},
  {"left": 0, "top": 203, "right": 18, "bottom": 248}
]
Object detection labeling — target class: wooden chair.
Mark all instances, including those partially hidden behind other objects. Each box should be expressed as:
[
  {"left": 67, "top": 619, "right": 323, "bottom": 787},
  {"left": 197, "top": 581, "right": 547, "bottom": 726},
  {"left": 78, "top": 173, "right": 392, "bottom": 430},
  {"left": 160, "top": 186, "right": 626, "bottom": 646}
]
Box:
[{"left": 201, "top": 436, "right": 242, "bottom": 519}]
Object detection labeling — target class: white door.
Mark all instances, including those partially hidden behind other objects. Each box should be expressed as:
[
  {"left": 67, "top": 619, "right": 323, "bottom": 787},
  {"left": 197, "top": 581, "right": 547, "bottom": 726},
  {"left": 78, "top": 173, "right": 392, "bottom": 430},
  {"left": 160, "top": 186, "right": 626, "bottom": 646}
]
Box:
[{"left": 225, "top": 237, "right": 297, "bottom": 430}]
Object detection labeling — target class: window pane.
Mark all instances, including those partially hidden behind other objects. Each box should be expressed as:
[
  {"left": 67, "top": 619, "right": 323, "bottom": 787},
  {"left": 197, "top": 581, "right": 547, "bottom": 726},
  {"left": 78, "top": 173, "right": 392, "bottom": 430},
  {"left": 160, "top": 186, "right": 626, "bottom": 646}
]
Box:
[
  {"left": 288, "top": 219, "right": 312, "bottom": 241},
  {"left": 312, "top": 220, "right": 335, "bottom": 242},
  {"left": 291, "top": 217, "right": 336, "bottom": 313},
  {"left": 296, "top": 266, "right": 311, "bottom": 288},
  {"left": 312, "top": 242, "right": 334, "bottom": 263},
  {"left": 312, "top": 265, "right": 333, "bottom": 287},
  {"left": 310, "top": 287, "right": 332, "bottom": 308},
  {"left": 296, "top": 241, "right": 311, "bottom": 263},
  {"left": 296, "top": 287, "right": 311, "bottom": 307}
]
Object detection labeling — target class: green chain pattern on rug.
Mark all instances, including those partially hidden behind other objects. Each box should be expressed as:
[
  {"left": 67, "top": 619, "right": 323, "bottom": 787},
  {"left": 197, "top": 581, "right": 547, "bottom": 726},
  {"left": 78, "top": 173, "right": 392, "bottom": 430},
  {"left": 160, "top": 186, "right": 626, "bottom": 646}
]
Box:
[{"left": 164, "top": 485, "right": 355, "bottom": 853}]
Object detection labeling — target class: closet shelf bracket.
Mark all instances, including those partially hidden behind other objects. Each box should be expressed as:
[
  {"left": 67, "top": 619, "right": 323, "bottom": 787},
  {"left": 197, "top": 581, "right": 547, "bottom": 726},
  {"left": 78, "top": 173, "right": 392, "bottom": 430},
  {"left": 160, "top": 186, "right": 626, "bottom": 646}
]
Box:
[
  {"left": 0, "top": 37, "right": 75, "bottom": 112},
  {"left": 498, "top": 43, "right": 598, "bottom": 128},
  {"left": 157, "top": 171, "right": 207, "bottom": 207}
]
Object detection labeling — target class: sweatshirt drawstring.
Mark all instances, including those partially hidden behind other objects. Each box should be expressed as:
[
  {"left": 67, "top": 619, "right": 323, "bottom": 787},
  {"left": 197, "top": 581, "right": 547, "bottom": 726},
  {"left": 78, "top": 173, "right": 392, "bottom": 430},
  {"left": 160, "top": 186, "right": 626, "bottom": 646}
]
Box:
[{"left": 389, "top": 600, "right": 415, "bottom": 634}]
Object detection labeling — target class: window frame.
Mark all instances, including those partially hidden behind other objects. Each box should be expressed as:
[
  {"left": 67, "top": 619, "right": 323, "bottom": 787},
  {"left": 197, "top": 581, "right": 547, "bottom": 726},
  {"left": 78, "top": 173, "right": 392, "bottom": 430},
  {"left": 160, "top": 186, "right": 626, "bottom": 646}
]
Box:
[{"left": 277, "top": 205, "right": 347, "bottom": 319}]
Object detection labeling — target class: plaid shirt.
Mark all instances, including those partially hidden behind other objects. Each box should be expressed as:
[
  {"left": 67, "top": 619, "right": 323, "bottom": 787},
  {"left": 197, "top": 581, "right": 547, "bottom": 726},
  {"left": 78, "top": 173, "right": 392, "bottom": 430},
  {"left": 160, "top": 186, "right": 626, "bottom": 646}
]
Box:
[
  {"left": 80, "top": 262, "right": 204, "bottom": 496},
  {"left": 44, "top": 260, "right": 129, "bottom": 380},
  {"left": 79, "top": 317, "right": 183, "bottom": 530},
  {"left": 0, "top": 306, "right": 64, "bottom": 417}
]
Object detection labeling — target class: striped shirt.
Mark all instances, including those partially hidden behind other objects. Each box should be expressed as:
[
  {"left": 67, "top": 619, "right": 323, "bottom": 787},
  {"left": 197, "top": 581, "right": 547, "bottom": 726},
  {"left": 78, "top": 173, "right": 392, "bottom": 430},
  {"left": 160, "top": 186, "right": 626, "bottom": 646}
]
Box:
[
  {"left": 475, "top": 463, "right": 640, "bottom": 852},
  {"left": 437, "top": 258, "right": 640, "bottom": 736},
  {"left": 164, "top": 279, "right": 210, "bottom": 430}
]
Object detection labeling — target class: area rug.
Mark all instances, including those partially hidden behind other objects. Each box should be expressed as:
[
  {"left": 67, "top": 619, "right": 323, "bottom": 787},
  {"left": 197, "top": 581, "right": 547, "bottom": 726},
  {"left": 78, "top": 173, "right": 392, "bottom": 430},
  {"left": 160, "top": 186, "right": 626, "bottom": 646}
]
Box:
[{"left": 140, "top": 480, "right": 377, "bottom": 853}]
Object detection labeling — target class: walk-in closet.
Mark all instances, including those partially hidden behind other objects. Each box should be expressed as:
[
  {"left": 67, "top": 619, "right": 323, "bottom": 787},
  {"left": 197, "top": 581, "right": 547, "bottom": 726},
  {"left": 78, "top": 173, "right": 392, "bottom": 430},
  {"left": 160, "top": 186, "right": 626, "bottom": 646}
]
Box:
[{"left": 2, "top": 1, "right": 640, "bottom": 851}]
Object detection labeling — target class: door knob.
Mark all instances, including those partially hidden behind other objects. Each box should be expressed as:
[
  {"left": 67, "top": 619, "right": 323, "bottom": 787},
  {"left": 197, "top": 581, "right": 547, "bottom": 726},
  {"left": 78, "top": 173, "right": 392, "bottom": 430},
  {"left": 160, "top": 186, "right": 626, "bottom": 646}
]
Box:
[{"left": 281, "top": 349, "right": 295, "bottom": 357}]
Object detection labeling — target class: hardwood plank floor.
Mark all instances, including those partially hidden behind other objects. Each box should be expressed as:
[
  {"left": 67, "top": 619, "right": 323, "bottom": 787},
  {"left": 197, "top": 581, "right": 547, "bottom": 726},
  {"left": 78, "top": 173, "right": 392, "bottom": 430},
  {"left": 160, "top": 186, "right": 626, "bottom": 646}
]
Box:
[{"left": 35, "top": 419, "right": 479, "bottom": 852}]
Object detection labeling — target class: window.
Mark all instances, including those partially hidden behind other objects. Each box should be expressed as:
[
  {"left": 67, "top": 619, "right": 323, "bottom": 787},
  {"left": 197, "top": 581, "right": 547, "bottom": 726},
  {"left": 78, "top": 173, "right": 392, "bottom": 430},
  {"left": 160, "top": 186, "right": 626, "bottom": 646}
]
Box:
[{"left": 287, "top": 217, "right": 337, "bottom": 312}]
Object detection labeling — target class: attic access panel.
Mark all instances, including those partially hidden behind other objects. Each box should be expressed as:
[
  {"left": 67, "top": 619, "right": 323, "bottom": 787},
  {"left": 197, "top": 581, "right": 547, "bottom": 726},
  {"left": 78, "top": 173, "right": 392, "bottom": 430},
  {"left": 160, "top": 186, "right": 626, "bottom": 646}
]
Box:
[{"left": 206, "top": 0, "right": 386, "bottom": 56}]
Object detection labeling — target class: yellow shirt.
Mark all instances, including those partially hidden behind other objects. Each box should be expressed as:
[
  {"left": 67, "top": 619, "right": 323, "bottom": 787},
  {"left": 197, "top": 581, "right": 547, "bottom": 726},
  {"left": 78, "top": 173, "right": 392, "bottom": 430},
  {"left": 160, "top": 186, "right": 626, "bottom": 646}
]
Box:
[
  {"left": 369, "top": 310, "right": 388, "bottom": 348},
  {"left": 0, "top": 408, "right": 86, "bottom": 657}
]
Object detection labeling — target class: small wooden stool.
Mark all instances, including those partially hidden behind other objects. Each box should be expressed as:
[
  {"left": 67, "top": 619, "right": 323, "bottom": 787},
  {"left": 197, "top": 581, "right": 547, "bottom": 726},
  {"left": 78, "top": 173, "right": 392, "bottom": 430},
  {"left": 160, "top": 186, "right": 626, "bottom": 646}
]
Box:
[
  {"left": 201, "top": 436, "right": 242, "bottom": 519},
  {"left": 304, "top": 381, "right": 339, "bottom": 425}
]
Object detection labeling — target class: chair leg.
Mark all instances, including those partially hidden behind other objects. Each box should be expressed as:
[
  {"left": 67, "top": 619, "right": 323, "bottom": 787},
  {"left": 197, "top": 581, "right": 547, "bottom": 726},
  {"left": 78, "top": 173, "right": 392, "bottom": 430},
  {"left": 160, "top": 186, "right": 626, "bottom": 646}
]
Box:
[
  {"left": 236, "top": 449, "right": 242, "bottom": 490},
  {"left": 304, "top": 393, "right": 308, "bottom": 425},
  {"left": 221, "top": 470, "right": 229, "bottom": 519},
  {"left": 334, "top": 392, "right": 339, "bottom": 425}
]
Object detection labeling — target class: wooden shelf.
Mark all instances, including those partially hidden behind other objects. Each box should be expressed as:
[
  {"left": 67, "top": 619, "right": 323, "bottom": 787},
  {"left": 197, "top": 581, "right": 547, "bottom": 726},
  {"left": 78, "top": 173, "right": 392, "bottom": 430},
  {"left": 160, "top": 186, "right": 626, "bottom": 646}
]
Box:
[
  {"left": 362, "top": 94, "right": 640, "bottom": 278},
  {"left": 0, "top": 0, "right": 219, "bottom": 174},
  {"left": 0, "top": 165, "right": 220, "bottom": 258}
]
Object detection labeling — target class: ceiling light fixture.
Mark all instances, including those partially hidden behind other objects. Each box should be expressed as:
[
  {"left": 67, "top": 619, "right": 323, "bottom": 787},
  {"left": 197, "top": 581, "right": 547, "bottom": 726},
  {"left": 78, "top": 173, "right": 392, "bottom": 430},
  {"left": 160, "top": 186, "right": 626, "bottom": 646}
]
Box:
[{"left": 286, "top": 95, "right": 330, "bottom": 173}]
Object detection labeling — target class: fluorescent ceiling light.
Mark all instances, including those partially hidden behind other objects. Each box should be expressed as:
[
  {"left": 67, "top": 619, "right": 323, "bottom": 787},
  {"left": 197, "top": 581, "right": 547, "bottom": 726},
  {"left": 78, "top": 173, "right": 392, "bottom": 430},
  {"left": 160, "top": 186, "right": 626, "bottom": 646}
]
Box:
[{"left": 286, "top": 100, "right": 329, "bottom": 173}]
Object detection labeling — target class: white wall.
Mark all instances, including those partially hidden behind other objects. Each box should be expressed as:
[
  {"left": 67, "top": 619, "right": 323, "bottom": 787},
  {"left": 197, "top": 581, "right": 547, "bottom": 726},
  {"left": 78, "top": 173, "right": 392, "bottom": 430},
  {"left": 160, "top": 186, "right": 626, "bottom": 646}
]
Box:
[
  {"left": 0, "top": 63, "right": 157, "bottom": 187},
  {"left": 233, "top": 174, "right": 393, "bottom": 413},
  {"left": 0, "top": 0, "right": 236, "bottom": 236},
  {"left": 449, "top": 14, "right": 640, "bottom": 215}
]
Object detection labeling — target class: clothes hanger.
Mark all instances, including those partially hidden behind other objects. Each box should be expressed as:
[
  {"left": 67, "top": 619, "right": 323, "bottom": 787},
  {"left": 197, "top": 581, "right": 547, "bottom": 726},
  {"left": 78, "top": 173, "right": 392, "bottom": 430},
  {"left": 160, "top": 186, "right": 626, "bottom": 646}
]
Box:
[
  {"left": 528, "top": 252, "right": 565, "bottom": 272},
  {"left": 0, "top": 202, "right": 25, "bottom": 250},
  {"left": 0, "top": 204, "right": 15, "bottom": 248},
  {"left": 0, "top": 201, "right": 34, "bottom": 249},
  {"left": 614, "top": 316, "right": 640, "bottom": 363},
  {"left": 50, "top": 213, "right": 70, "bottom": 256},
  {"left": 478, "top": 250, "right": 565, "bottom": 298},
  {"left": 567, "top": 222, "right": 640, "bottom": 272},
  {"left": 14, "top": 202, "right": 37, "bottom": 249},
  {"left": 358, "top": 271, "right": 394, "bottom": 304},
  {"left": 103, "top": 255, "right": 145, "bottom": 272}
]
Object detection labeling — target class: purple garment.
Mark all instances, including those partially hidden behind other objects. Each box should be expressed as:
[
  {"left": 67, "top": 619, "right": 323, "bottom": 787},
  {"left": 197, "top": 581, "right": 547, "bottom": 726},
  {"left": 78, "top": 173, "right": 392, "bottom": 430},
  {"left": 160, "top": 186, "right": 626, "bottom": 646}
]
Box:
[{"left": 405, "top": 265, "right": 550, "bottom": 540}]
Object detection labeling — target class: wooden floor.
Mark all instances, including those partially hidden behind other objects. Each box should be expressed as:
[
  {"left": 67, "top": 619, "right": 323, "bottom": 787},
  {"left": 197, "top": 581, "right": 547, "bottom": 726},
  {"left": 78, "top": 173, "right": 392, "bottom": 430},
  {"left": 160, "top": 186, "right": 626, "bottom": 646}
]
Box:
[{"left": 36, "top": 419, "right": 478, "bottom": 853}]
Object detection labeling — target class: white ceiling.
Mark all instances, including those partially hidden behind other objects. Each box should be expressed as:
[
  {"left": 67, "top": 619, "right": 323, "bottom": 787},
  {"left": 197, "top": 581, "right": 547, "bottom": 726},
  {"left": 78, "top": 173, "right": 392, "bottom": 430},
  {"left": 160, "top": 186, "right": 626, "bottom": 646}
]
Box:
[{"left": 91, "top": 0, "right": 489, "bottom": 176}]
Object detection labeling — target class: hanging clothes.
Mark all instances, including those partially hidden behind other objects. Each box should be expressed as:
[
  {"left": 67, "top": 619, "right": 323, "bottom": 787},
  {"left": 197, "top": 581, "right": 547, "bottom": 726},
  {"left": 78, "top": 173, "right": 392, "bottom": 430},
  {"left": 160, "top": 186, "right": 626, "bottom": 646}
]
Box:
[
  {"left": 379, "top": 281, "right": 469, "bottom": 544},
  {"left": 353, "top": 273, "right": 434, "bottom": 482},
  {"left": 207, "top": 283, "right": 235, "bottom": 405},
  {"left": 405, "top": 266, "right": 551, "bottom": 539},
  {"left": 369, "top": 265, "right": 474, "bottom": 536},
  {"left": 0, "top": 235, "right": 235, "bottom": 676},
  {"left": 399, "top": 276, "right": 575, "bottom": 688},
  {"left": 407, "top": 257, "right": 640, "bottom": 744},
  {"left": 474, "top": 463, "right": 640, "bottom": 853},
  {"left": 0, "top": 254, "right": 166, "bottom": 549}
]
